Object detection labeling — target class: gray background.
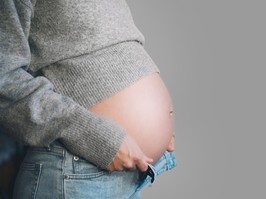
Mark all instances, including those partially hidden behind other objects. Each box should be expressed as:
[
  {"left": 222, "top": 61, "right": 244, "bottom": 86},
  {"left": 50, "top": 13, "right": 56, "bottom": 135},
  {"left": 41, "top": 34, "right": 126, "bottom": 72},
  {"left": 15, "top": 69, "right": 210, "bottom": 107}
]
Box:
[{"left": 127, "top": 0, "right": 266, "bottom": 198}]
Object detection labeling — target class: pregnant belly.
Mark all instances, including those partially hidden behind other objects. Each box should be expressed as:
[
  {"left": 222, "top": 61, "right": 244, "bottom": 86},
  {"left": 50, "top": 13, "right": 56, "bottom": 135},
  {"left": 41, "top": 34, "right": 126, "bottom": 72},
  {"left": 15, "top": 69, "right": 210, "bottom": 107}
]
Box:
[{"left": 89, "top": 72, "right": 174, "bottom": 163}]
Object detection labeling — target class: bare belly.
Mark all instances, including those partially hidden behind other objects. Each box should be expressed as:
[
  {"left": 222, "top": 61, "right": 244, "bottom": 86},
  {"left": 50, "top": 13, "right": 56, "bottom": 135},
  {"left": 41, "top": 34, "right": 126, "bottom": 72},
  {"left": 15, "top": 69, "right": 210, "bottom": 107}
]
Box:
[{"left": 89, "top": 72, "right": 174, "bottom": 163}]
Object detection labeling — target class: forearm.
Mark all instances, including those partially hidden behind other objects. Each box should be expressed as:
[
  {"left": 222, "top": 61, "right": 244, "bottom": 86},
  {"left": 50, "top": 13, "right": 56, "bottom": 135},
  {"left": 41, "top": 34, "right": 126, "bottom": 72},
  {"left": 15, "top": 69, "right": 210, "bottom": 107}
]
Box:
[{"left": 0, "top": 0, "right": 126, "bottom": 169}]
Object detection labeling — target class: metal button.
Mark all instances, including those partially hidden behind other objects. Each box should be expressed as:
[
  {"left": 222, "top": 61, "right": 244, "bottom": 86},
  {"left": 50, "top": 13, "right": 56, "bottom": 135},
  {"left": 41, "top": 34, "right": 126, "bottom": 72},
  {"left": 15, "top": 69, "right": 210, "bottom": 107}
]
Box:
[
  {"left": 45, "top": 145, "right": 51, "bottom": 152},
  {"left": 64, "top": 174, "right": 69, "bottom": 179},
  {"left": 73, "top": 156, "right": 79, "bottom": 161}
]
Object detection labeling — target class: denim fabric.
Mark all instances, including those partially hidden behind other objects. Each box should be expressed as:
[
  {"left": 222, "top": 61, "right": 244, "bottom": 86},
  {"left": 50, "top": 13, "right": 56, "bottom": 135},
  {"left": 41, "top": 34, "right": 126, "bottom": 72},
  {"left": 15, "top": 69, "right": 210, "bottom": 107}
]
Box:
[{"left": 13, "top": 141, "right": 177, "bottom": 199}]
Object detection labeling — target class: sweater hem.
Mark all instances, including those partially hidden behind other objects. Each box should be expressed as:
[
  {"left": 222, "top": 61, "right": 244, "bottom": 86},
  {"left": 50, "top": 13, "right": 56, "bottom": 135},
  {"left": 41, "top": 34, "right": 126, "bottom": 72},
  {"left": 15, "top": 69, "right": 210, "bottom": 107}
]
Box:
[{"left": 41, "top": 41, "right": 160, "bottom": 108}]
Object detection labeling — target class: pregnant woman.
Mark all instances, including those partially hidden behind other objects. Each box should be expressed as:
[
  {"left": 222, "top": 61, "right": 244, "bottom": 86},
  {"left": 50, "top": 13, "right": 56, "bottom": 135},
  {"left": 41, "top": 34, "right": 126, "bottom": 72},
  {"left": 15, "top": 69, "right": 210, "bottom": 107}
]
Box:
[{"left": 0, "top": 0, "right": 177, "bottom": 198}]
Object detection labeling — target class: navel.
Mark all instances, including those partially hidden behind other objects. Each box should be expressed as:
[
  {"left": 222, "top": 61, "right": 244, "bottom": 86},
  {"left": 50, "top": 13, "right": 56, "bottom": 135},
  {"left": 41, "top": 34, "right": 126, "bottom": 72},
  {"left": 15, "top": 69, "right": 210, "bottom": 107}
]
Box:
[{"left": 169, "top": 110, "right": 174, "bottom": 116}]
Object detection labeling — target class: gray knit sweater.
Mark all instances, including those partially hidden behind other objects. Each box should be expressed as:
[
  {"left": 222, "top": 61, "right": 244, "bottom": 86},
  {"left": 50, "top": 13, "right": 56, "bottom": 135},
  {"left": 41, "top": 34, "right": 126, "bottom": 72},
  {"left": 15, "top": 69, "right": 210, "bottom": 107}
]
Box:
[{"left": 0, "top": 0, "right": 159, "bottom": 169}]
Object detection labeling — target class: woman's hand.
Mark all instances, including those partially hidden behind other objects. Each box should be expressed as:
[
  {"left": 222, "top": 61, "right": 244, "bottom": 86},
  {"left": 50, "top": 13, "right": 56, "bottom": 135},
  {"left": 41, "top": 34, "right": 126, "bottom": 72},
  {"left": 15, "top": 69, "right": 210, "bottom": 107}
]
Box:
[
  {"left": 106, "top": 134, "right": 153, "bottom": 172},
  {"left": 167, "top": 134, "right": 175, "bottom": 152}
]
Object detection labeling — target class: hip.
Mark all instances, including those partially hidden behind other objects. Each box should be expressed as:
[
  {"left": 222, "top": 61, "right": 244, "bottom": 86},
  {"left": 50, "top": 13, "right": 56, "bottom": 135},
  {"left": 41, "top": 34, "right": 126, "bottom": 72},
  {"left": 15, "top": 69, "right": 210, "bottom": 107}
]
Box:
[{"left": 13, "top": 140, "right": 177, "bottom": 199}]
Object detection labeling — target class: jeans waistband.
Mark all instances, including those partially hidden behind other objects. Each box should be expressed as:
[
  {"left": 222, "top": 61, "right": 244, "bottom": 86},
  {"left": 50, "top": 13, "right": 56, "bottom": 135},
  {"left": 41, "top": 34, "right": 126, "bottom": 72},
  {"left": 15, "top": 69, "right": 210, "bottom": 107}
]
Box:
[
  {"left": 27, "top": 140, "right": 66, "bottom": 156},
  {"left": 28, "top": 140, "right": 177, "bottom": 175}
]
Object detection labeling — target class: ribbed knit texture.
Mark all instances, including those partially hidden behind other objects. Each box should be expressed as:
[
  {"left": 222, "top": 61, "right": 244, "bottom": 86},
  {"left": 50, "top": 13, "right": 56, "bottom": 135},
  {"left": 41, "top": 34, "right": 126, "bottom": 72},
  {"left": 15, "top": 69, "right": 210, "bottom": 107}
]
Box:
[{"left": 42, "top": 41, "right": 160, "bottom": 108}]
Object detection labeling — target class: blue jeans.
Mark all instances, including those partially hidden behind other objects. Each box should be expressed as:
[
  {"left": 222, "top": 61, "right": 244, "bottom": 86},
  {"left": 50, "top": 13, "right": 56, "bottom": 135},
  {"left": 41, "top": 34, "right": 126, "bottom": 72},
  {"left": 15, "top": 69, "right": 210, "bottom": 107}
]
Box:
[{"left": 13, "top": 141, "right": 177, "bottom": 199}]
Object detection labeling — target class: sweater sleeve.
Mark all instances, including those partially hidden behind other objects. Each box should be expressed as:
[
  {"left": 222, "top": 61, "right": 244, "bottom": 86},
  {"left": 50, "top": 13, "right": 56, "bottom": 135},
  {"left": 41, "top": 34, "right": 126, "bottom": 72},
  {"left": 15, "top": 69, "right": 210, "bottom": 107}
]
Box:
[{"left": 0, "top": 0, "right": 126, "bottom": 169}]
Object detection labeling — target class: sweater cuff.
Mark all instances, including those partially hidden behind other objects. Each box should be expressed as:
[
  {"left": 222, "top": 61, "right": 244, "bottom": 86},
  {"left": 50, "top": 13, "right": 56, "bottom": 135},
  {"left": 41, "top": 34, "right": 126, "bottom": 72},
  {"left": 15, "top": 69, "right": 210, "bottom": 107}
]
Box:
[{"left": 60, "top": 105, "right": 126, "bottom": 169}]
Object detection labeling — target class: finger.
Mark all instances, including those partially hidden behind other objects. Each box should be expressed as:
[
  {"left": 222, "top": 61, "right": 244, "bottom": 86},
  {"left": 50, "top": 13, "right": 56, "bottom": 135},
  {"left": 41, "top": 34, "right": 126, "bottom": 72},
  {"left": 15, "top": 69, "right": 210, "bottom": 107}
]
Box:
[
  {"left": 167, "top": 140, "right": 175, "bottom": 152},
  {"left": 145, "top": 156, "right": 154, "bottom": 164},
  {"left": 113, "top": 160, "right": 124, "bottom": 171},
  {"left": 106, "top": 164, "right": 115, "bottom": 172},
  {"left": 107, "top": 164, "right": 124, "bottom": 172},
  {"left": 130, "top": 165, "right": 137, "bottom": 170},
  {"left": 136, "top": 158, "right": 149, "bottom": 172},
  {"left": 123, "top": 162, "right": 137, "bottom": 171},
  {"left": 123, "top": 160, "right": 135, "bottom": 169},
  {"left": 107, "top": 158, "right": 123, "bottom": 172},
  {"left": 167, "top": 135, "right": 175, "bottom": 152}
]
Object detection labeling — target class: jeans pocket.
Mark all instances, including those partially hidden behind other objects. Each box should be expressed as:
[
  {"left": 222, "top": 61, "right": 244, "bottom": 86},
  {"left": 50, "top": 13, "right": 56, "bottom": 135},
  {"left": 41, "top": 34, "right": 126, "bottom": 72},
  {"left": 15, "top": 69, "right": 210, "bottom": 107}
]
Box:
[
  {"left": 63, "top": 160, "right": 112, "bottom": 199},
  {"left": 65, "top": 157, "right": 109, "bottom": 180},
  {"left": 13, "top": 162, "right": 42, "bottom": 199},
  {"left": 64, "top": 170, "right": 137, "bottom": 199}
]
